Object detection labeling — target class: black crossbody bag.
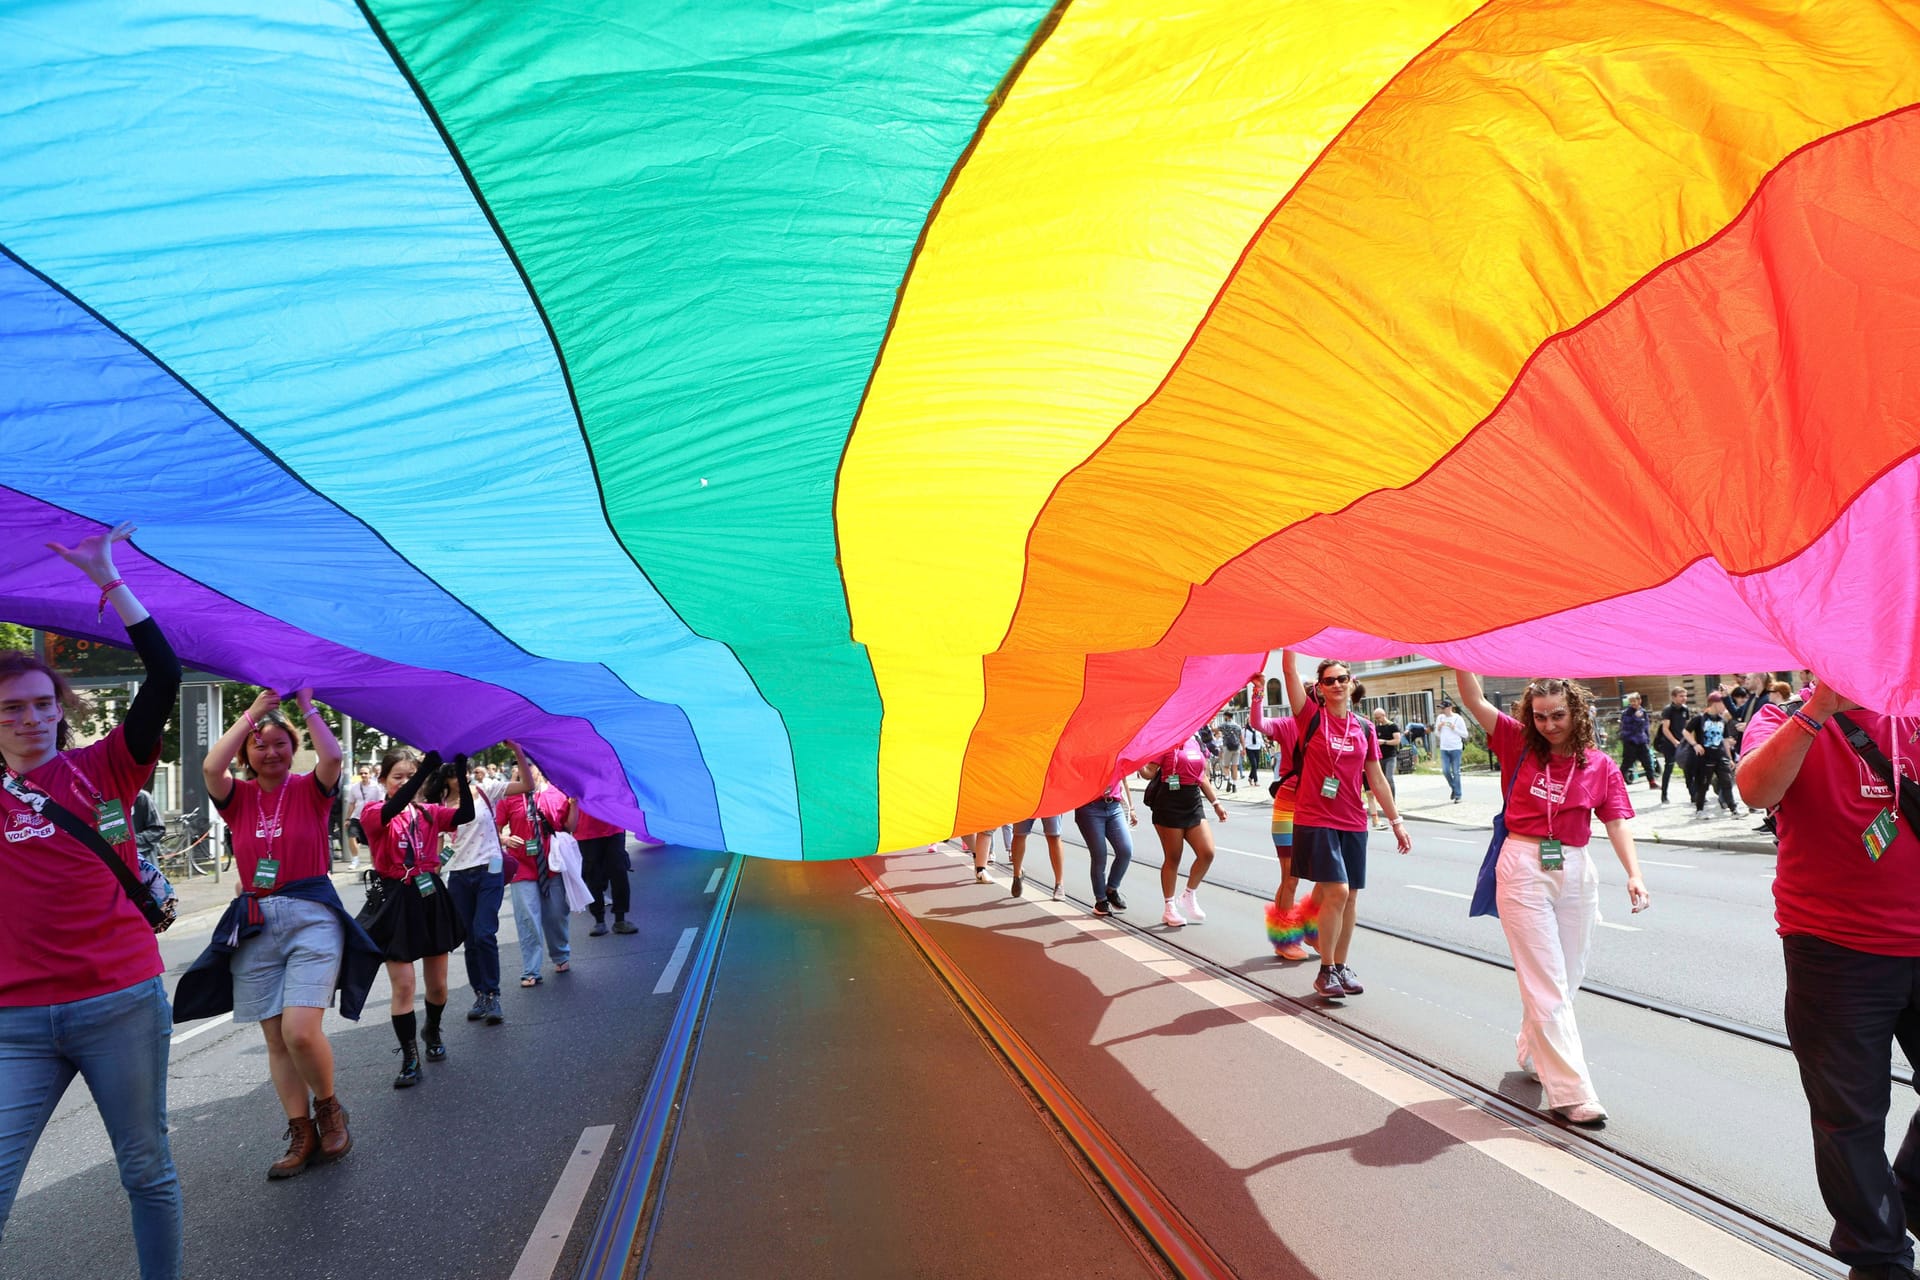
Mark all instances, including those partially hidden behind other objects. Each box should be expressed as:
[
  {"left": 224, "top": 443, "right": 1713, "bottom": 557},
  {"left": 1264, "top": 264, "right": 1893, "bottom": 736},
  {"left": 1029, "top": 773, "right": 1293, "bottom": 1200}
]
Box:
[
  {"left": 1833, "top": 712, "right": 1920, "bottom": 840},
  {"left": 27, "top": 790, "right": 170, "bottom": 932}
]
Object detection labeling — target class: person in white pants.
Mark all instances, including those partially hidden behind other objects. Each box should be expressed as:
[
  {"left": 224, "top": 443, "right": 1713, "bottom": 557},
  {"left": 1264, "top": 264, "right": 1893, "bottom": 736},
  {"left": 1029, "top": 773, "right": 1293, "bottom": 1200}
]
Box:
[{"left": 1455, "top": 671, "right": 1650, "bottom": 1126}]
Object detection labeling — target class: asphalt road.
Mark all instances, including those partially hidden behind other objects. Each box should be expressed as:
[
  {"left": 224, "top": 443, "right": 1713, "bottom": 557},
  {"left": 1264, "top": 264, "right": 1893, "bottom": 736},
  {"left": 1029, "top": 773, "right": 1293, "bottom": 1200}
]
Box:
[
  {"left": 3, "top": 846, "right": 731, "bottom": 1280},
  {"left": 1001, "top": 814, "right": 1920, "bottom": 1246}
]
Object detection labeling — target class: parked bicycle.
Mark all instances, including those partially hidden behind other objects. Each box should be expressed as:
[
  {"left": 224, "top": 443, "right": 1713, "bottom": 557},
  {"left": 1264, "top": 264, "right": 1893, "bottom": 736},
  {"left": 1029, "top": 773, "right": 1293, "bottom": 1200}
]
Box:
[{"left": 156, "top": 809, "right": 230, "bottom": 879}]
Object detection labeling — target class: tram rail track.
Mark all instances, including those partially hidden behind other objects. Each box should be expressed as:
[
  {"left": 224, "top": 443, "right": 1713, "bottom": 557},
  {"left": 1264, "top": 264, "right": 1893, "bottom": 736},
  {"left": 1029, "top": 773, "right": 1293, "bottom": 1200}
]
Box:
[{"left": 933, "top": 836, "right": 1848, "bottom": 1280}]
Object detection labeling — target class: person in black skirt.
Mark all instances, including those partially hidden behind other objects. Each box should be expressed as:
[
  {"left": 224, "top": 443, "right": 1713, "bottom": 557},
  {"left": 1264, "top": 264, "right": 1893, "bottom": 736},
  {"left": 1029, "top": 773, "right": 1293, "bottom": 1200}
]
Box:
[{"left": 357, "top": 749, "right": 473, "bottom": 1087}]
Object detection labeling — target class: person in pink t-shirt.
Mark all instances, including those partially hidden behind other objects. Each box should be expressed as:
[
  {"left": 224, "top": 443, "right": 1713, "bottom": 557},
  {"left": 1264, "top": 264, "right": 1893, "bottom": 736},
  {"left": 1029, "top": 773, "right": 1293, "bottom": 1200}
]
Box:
[
  {"left": 1739, "top": 678, "right": 1920, "bottom": 1275},
  {"left": 0, "top": 523, "right": 183, "bottom": 1278},
  {"left": 1281, "top": 651, "right": 1412, "bottom": 1000},
  {"left": 1250, "top": 677, "right": 1312, "bottom": 961},
  {"left": 574, "top": 802, "right": 635, "bottom": 937},
  {"left": 497, "top": 752, "right": 578, "bottom": 987},
  {"left": 204, "top": 685, "right": 352, "bottom": 1175},
  {"left": 1455, "top": 671, "right": 1647, "bottom": 1128},
  {"left": 359, "top": 747, "right": 473, "bottom": 1087},
  {"left": 1139, "top": 730, "right": 1228, "bottom": 928}
]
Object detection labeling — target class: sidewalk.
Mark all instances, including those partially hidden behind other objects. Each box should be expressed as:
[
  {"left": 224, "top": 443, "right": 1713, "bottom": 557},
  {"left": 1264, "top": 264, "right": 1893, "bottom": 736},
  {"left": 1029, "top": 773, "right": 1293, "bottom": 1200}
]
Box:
[{"left": 1219, "top": 761, "right": 1776, "bottom": 855}]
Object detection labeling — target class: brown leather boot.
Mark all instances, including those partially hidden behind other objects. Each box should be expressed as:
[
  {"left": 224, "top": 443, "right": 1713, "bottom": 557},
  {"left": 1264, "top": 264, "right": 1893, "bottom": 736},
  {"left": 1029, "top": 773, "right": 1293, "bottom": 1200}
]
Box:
[
  {"left": 268, "top": 1115, "right": 319, "bottom": 1180},
  {"left": 312, "top": 1095, "right": 352, "bottom": 1163}
]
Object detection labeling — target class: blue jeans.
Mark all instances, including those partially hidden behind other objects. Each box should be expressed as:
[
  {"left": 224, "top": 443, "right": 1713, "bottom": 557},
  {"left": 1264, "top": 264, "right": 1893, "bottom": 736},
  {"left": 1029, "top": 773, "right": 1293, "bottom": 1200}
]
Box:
[
  {"left": 510, "top": 879, "right": 571, "bottom": 979},
  {"left": 1074, "top": 798, "right": 1132, "bottom": 903},
  {"left": 0, "top": 977, "right": 183, "bottom": 1278},
  {"left": 447, "top": 866, "right": 506, "bottom": 996},
  {"left": 1440, "top": 748, "right": 1464, "bottom": 800}
]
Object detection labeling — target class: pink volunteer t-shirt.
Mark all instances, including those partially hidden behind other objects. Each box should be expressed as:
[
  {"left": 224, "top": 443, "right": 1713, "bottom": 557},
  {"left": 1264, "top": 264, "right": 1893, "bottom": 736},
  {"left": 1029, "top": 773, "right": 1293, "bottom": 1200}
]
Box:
[
  {"left": 0, "top": 726, "right": 163, "bottom": 1006},
  {"left": 1746, "top": 703, "right": 1920, "bottom": 955},
  {"left": 361, "top": 799, "right": 460, "bottom": 878},
  {"left": 1249, "top": 690, "right": 1301, "bottom": 770},
  {"left": 219, "top": 771, "right": 337, "bottom": 890},
  {"left": 496, "top": 788, "right": 573, "bottom": 882},
  {"left": 1491, "top": 714, "right": 1632, "bottom": 846},
  {"left": 572, "top": 806, "right": 625, "bottom": 841},
  {"left": 1149, "top": 738, "right": 1208, "bottom": 788},
  {"left": 1291, "top": 704, "right": 1378, "bottom": 832}
]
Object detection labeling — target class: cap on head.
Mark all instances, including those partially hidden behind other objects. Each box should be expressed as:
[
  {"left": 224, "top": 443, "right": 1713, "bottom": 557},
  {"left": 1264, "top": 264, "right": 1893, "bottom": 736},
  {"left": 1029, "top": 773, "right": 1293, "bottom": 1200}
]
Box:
[{"left": 1708, "top": 692, "right": 1725, "bottom": 703}]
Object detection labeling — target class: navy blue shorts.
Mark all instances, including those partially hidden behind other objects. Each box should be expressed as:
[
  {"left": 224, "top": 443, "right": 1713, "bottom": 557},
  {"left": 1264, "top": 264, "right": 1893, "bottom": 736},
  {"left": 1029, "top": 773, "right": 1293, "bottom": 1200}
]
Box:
[{"left": 1291, "top": 824, "right": 1369, "bottom": 890}]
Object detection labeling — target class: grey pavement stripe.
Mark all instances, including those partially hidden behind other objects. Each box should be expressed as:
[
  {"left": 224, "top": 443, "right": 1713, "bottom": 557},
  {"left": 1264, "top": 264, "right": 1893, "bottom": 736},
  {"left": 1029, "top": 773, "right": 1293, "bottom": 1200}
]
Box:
[
  {"left": 703, "top": 868, "right": 723, "bottom": 894},
  {"left": 652, "top": 926, "right": 699, "bottom": 994},
  {"left": 508, "top": 1124, "right": 614, "bottom": 1280}
]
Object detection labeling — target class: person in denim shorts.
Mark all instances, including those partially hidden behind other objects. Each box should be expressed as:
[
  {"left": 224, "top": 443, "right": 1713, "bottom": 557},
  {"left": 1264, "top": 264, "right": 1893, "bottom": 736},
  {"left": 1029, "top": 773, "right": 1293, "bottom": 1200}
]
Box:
[{"left": 203, "top": 685, "right": 357, "bottom": 1177}]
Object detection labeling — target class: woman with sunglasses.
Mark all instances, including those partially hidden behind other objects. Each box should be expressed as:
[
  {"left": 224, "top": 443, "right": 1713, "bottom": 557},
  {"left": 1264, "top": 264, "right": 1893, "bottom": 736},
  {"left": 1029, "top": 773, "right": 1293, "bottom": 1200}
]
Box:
[
  {"left": 1139, "top": 730, "right": 1229, "bottom": 928},
  {"left": 1280, "top": 651, "right": 1412, "bottom": 998}
]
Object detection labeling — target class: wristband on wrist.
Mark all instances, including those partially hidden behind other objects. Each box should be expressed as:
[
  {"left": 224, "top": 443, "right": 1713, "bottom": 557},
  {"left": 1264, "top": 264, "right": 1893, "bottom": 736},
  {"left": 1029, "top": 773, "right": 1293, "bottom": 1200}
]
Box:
[
  {"left": 302, "top": 708, "right": 324, "bottom": 720},
  {"left": 1790, "top": 709, "right": 1825, "bottom": 737},
  {"left": 1390, "top": 818, "right": 1405, "bottom": 827},
  {"left": 96, "top": 578, "right": 126, "bottom": 621},
  {"left": 242, "top": 711, "right": 259, "bottom": 732}
]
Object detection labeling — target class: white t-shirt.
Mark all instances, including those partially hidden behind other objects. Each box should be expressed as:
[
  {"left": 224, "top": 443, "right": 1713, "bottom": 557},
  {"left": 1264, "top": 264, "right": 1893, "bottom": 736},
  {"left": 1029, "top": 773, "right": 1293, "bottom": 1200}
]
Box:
[
  {"left": 444, "top": 778, "right": 510, "bottom": 872},
  {"left": 1435, "top": 712, "right": 1471, "bottom": 751},
  {"left": 345, "top": 779, "right": 384, "bottom": 815}
]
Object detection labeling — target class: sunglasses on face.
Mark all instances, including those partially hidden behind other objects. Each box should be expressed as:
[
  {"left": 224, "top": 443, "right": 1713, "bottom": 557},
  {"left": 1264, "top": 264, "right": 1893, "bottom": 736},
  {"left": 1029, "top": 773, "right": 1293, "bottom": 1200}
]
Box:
[{"left": 1319, "top": 674, "right": 1351, "bottom": 686}]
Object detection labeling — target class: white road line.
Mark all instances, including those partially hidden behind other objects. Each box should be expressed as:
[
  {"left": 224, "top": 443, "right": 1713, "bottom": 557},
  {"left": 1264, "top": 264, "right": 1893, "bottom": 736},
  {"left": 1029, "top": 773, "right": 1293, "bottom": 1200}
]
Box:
[
  {"left": 171, "top": 1012, "right": 233, "bottom": 1046},
  {"left": 1006, "top": 890, "right": 1800, "bottom": 1279},
  {"left": 1405, "top": 884, "right": 1472, "bottom": 900},
  {"left": 1638, "top": 859, "right": 1695, "bottom": 870},
  {"left": 703, "top": 868, "right": 723, "bottom": 894},
  {"left": 1596, "top": 921, "right": 1643, "bottom": 932},
  {"left": 508, "top": 1125, "right": 615, "bottom": 1280},
  {"left": 652, "top": 926, "right": 699, "bottom": 994},
  {"left": 1429, "top": 836, "right": 1479, "bottom": 845}
]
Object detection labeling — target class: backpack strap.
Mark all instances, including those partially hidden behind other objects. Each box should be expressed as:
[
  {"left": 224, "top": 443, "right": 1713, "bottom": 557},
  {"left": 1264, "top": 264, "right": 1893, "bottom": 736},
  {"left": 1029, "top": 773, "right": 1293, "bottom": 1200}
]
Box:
[
  {"left": 1280, "top": 707, "right": 1324, "bottom": 788},
  {"left": 1832, "top": 712, "right": 1920, "bottom": 841},
  {"left": 11, "top": 782, "right": 167, "bottom": 929}
]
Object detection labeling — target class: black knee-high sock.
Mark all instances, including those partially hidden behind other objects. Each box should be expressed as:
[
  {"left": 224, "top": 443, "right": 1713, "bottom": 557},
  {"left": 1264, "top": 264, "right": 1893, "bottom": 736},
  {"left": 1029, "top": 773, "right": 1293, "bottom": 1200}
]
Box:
[
  {"left": 424, "top": 1001, "right": 445, "bottom": 1034},
  {"left": 392, "top": 1010, "right": 417, "bottom": 1048}
]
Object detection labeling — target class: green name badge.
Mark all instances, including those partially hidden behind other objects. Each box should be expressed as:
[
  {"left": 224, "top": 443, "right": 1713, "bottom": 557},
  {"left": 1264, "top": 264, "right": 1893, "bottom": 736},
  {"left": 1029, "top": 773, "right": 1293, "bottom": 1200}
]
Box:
[
  {"left": 1864, "top": 808, "right": 1899, "bottom": 862},
  {"left": 1320, "top": 776, "right": 1340, "bottom": 799},
  {"left": 414, "top": 872, "right": 436, "bottom": 897},
  {"left": 1167, "top": 773, "right": 1181, "bottom": 790},
  {"left": 95, "top": 799, "right": 129, "bottom": 845},
  {"left": 252, "top": 858, "right": 280, "bottom": 890},
  {"left": 1540, "top": 839, "right": 1565, "bottom": 871}
]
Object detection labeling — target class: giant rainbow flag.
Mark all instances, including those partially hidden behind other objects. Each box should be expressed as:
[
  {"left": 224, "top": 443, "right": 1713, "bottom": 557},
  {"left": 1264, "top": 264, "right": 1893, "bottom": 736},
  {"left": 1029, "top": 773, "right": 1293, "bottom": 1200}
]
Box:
[{"left": 3, "top": 1, "right": 1916, "bottom": 857}]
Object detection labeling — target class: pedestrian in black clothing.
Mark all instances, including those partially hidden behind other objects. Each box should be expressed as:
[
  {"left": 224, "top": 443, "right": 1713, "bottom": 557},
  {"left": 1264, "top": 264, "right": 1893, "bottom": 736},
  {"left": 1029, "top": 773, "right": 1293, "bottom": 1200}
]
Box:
[
  {"left": 1618, "top": 694, "right": 1657, "bottom": 791},
  {"left": 1684, "top": 693, "right": 1740, "bottom": 816},
  {"left": 1656, "top": 687, "right": 1690, "bottom": 803}
]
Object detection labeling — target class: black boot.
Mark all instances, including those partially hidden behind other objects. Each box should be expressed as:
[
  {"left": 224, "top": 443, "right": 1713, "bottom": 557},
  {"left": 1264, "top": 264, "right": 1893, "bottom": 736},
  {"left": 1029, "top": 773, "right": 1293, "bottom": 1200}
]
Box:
[
  {"left": 392, "top": 1011, "right": 422, "bottom": 1088},
  {"left": 423, "top": 1000, "right": 447, "bottom": 1062}
]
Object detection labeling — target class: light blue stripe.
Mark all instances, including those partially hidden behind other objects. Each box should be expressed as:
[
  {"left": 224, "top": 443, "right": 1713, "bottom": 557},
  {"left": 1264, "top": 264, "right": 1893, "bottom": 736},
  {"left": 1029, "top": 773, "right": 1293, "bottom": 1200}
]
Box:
[{"left": 0, "top": 0, "right": 799, "bottom": 854}]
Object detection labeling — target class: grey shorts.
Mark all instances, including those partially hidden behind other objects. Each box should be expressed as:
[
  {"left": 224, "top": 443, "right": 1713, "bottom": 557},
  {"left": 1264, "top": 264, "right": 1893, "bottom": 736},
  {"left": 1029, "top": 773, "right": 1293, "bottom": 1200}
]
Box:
[
  {"left": 231, "top": 895, "right": 344, "bottom": 1022},
  {"left": 1009, "top": 815, "right": 1065, "bottom": 838}
]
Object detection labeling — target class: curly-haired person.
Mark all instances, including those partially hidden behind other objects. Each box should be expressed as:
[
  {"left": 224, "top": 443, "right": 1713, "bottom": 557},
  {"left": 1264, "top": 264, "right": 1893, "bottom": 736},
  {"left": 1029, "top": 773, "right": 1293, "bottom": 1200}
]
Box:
[{"left": 1454, "top": 671, "right": 1650, "bottom": 1127}]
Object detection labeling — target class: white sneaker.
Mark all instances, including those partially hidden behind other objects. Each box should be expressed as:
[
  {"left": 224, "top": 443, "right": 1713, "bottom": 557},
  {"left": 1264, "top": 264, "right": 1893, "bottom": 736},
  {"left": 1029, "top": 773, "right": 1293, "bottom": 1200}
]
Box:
[
  {"left": 1161, "top": 900, "right": 1186, "bottom": 928},
  {"left": 1050, "top": 885, "right": 1064, "bottom": 901},
  {"left": 1558, "top": 1102, "right": 1607, "bottom": 1126},
  {"left": 1177, "top": 889, "right": 1205, "bottom": 922},
  {"left": 974, "top": 867, "right": 989, "bottom": 884}
]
